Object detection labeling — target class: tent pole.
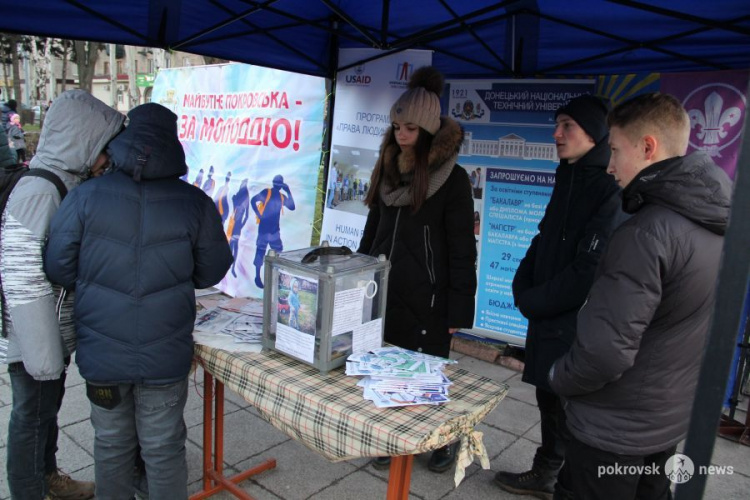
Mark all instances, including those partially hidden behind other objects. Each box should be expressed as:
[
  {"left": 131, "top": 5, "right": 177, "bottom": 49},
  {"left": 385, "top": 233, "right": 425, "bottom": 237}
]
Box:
[
  {"left": 675, "top": 80, "right": 750, "bottom": 499},
  {"left": 316, "top": 18, "right": 339, "bottom": 245}
]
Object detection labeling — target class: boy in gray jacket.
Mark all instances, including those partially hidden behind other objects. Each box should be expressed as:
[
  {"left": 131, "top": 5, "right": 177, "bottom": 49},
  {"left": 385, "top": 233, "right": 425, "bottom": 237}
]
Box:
[
  {"left": 549, "top": 93, "right": 732, "bottom": 499},
  {"left": 0, "top": 90, "right": 125, "bottom": 499}
]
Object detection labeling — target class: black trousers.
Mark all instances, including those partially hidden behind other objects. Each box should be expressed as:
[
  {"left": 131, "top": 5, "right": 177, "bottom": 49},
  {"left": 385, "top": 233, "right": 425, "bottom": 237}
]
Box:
[
  {"left": 534, "top": 387, "right": 570, "bottom": 472},
  {"left": 559, "top": 433, "right": 675, "bottom": 500}
]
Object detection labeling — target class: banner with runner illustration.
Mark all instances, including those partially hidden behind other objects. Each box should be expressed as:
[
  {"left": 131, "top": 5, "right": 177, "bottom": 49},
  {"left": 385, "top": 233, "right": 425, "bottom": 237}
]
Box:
[{"left": 152, "top": 63, "right": 326, "bottom": 298}]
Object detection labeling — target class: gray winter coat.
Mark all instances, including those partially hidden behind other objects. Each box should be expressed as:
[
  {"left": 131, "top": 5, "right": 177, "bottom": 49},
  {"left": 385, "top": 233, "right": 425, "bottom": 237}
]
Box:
[
  {"left": 0, "top": 90, "right": 125, "bottom": 379},
  {"left": 549, "top": 152, "right": 732, "bottom": 455}
]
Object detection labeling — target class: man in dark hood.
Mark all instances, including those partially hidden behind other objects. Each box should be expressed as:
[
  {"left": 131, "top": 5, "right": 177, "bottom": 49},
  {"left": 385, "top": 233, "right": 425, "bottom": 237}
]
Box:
[
  {"left": 45, "top": 103, "right": 232, "bottom": 499},
  {"left": 549, "top": 93, "right": 732, "bottom": 499}
]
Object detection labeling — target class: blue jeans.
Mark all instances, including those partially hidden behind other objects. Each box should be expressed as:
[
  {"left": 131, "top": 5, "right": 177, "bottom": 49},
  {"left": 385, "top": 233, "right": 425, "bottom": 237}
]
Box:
[
  {"left": 7, "top": 360, "right": 68, "bottom": 500},
  {"left": 89, "top": 378, "right": 188, "bottom": 500}
]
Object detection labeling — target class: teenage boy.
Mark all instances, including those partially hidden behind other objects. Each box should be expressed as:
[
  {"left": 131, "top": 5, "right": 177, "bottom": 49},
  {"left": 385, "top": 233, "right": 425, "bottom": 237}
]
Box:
[{"left": 494, "top": 94, "right": 627, "bottom": 499}]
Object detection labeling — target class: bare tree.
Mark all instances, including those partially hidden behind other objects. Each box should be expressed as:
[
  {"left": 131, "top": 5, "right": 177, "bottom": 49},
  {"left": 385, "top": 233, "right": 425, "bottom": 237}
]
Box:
[
  {"left": 72, "top": 40, "right": 101, "bottom": 92},
  {"left": 0, "top": 34, "right": 12, "bottom": 101},
  {"left": 30, "top": 37, "right": 50, "bottom": 104},
  {"left": 59, "top": 39, "right": 72, "bottom": 92},
  {"left": 4, "top": 34, "right": 24, "bottom": 106}
]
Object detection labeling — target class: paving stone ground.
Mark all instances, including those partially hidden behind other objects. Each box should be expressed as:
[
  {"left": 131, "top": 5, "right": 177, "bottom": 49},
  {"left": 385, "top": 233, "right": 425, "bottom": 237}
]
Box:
[{"left": 0, "top": 343, "right": 748, "bottom": 499}]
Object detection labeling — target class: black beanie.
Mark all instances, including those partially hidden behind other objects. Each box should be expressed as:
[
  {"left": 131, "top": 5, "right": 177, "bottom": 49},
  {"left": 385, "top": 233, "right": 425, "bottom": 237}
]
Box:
[{"left": 555, "top": 94, "right": 609, "bottom": 144}]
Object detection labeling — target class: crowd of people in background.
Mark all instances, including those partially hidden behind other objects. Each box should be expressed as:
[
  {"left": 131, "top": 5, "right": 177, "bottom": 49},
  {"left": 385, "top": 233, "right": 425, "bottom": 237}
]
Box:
[{"left": 327, "top": 161, "right": 369, "bottom": 209}]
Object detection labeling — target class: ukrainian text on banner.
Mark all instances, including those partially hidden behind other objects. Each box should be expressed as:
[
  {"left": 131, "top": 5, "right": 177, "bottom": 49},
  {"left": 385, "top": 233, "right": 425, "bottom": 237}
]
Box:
[
  {"left": 320, "top": 49, "right": 432, "bottom": 250},
  {"left": 152, "top": 63, "right": 326, "bottom": 298},
  {"left": 447, "top": 80, "right": 596, "bottom": 345},
  {"left": 660, "top": 69, "right": 749, "bottom": 180}
]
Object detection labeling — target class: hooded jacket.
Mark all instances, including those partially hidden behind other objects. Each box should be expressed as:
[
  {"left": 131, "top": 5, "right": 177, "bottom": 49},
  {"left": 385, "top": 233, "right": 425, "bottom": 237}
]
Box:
[
  {"left": 358, "top": 118, "right": 476, "bottom": 358},
  {"left": 0, "top": 90, "right": 125, "bottom": 379},
  {"left": 1, "top": 102, "right": 16, "bottom": 132},
  {"left": 550, "top": 151, "right": 733, "bottom": 455},
  {"left": 44, "top": 103, "right": 233, "bottom": 384},
  {"left": 513, "top": 138, "right": 627, "bottom": 392}
]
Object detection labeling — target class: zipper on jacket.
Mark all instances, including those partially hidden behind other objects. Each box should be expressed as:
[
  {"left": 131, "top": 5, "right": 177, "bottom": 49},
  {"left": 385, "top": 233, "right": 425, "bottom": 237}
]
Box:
[
  {"left": 588, "top": 233, "right": 600, "bottom": 252},
  {"left": 55, "top": 288, "right": 67, "bottom": 321},
  {"left": 388, "top": 208, "right": 402, "bottom": 261},
  {"left": 561, "top": 166, "right": 575, "bottom": 241},
  {"left": 423, "top": 225, "right": 436, "bottom": 308}
]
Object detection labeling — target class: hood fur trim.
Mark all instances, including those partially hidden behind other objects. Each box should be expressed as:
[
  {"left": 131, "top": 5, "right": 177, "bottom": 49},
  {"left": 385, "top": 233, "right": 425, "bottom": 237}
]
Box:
[{"left": 377, "top": 117, "right": 464, "bottom": 207}]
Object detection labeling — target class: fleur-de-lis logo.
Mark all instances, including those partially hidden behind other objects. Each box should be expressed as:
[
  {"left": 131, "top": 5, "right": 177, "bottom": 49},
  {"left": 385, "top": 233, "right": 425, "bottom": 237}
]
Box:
[{"left": 688, "top": 91, "right": 741, "bottom": 146}]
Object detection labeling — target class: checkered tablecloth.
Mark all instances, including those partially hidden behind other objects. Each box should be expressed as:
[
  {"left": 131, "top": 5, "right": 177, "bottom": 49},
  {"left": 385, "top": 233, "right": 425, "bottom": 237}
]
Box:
[{"left": 196, "top": 344, "right": 508, "bottom": 484}]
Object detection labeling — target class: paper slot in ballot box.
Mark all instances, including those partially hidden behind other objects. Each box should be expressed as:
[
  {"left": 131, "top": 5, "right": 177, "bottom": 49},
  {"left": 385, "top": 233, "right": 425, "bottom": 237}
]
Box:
[{"left": 262, "top": 245, "right": 390, "bottom": 374}]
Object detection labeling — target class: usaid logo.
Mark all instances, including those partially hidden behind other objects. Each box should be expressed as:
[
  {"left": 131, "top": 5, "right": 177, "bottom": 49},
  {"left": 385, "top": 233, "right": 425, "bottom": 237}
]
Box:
[
  {"left": 684, "top": 83, "right": 745, "bottom": 158},
  {"left": 344, "top": 64, "right": 371, "bottom": 85}
]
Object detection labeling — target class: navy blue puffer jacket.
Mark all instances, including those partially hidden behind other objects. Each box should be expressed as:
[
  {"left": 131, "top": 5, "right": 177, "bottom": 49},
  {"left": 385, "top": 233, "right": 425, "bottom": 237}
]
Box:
[{"left": 45, "top": 103, "right": 233, "bottom": 384}]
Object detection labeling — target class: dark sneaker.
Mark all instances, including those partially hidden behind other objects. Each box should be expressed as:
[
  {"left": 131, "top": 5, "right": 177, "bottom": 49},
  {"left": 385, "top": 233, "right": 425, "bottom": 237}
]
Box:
[
  {"left": 46, "top": 469, "right": 95, "bottom": 500},
  {"left": 371, "top": 456, "right": 391, "bottom": 470},
  {"left": 494, "top": 468, "right": 555, "bottom": 500},
  {"left": 427, "top": 441, "right": 460, "bottom": 473}
]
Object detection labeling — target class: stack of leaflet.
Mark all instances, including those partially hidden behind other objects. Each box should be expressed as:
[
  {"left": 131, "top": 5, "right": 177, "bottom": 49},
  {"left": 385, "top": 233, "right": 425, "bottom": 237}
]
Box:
[
  {"left": 346, "top": 346, "right": 456, "bottom": 408},
  {"left": 194, "top": 297, "right": 265, "bottom": 345}
]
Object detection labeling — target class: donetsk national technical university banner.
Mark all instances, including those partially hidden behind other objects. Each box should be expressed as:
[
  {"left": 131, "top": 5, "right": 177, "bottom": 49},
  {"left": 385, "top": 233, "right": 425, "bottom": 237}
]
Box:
[{"left": 152, "top": 63, "right": 326, "bottom": 298}]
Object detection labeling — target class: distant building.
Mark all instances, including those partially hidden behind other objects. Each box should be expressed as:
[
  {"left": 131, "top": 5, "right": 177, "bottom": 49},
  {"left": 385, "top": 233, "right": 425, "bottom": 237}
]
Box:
[
  {"left": 1, "top": 43, "right": 208, "bottom": 113},
  {"left": 460, "top": 131, "right": 558, "bottom": 162}
]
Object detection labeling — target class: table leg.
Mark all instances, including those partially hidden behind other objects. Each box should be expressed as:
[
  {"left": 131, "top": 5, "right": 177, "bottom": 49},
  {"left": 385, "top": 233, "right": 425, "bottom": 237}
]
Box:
[
  {"left": 386, "top": 455, "right": 414, "bottom": 500},
  {"left": 189, "top": 368, "right": 277, "bottom": 500}
]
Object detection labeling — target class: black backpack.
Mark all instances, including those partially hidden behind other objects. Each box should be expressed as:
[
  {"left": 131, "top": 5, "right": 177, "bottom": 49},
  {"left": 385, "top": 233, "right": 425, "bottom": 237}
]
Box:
[
  {"left": 0, "top": 164, "right": 67, "bottom": 216},
  {"left": 0, "top": 164, "right": 67, "bottom": 337}
]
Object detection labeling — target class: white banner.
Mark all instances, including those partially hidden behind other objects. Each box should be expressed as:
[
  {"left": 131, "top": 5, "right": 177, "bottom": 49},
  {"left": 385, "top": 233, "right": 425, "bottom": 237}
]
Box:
[{"left": 320, "top": 49, "right": 432, "bottom": 249}]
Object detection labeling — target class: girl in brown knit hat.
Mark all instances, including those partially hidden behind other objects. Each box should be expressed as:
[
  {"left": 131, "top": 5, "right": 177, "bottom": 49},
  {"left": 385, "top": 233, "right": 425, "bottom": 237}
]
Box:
[{"left": 358, "top": 66, "right": 477, "bottom": 473}]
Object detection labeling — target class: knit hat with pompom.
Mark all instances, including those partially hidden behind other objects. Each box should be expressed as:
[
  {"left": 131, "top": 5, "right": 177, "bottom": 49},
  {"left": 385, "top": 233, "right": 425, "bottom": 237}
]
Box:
[{"left": 390, "top": 66, "right": 444, "bottom": 135}]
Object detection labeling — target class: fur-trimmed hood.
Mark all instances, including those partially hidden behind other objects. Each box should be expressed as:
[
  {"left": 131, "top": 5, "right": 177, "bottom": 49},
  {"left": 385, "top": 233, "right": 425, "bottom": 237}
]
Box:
[
  {"left": 375, "top": 117, "right": 464, "bottom": 207},
  {"left": 383, "top": 117, "right": 463, "bottom": 174}
]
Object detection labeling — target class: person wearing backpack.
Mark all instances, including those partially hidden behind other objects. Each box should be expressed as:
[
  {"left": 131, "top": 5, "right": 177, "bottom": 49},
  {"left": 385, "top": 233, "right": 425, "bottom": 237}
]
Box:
[
  {"left": 0, "top": 89, "right": 125, "bottom": 500},
  {"left": 250, "top": 174, "right": 295, "bottom": 288}
]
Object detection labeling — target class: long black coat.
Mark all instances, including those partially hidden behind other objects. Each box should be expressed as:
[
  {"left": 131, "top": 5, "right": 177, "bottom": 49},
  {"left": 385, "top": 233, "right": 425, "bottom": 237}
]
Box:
[
  {"left": 359, "top": 119, "right": 476, "bottom": 358},
  {"left": 513, "top": 138, "right": 627, "bottom": 391}
]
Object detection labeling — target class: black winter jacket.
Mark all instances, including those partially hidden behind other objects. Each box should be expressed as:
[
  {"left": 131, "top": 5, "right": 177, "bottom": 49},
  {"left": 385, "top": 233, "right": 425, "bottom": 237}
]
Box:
[
  {"left": 45, "top": 103, "right": 233, "bottom": 385},
  {"left": 359, "top": 118, "right": 476, "bottom": 358},
  {"left": 550, "top": 152, "right": 732, "bottom": 455},
  {"left": 513, "top": 138, "right": 627, "bottom": 391}
]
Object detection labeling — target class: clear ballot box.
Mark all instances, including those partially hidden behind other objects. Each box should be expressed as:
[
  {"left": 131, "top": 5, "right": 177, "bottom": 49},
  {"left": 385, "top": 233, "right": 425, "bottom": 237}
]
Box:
[{"left": 261, "top": 244, "right": 390, "bottom": 374}]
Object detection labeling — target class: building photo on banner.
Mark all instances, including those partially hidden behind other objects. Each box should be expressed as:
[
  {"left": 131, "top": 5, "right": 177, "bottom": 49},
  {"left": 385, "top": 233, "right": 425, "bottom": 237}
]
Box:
[{"left": 151, "top": 63, "right": 327, "bottom": 299}]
